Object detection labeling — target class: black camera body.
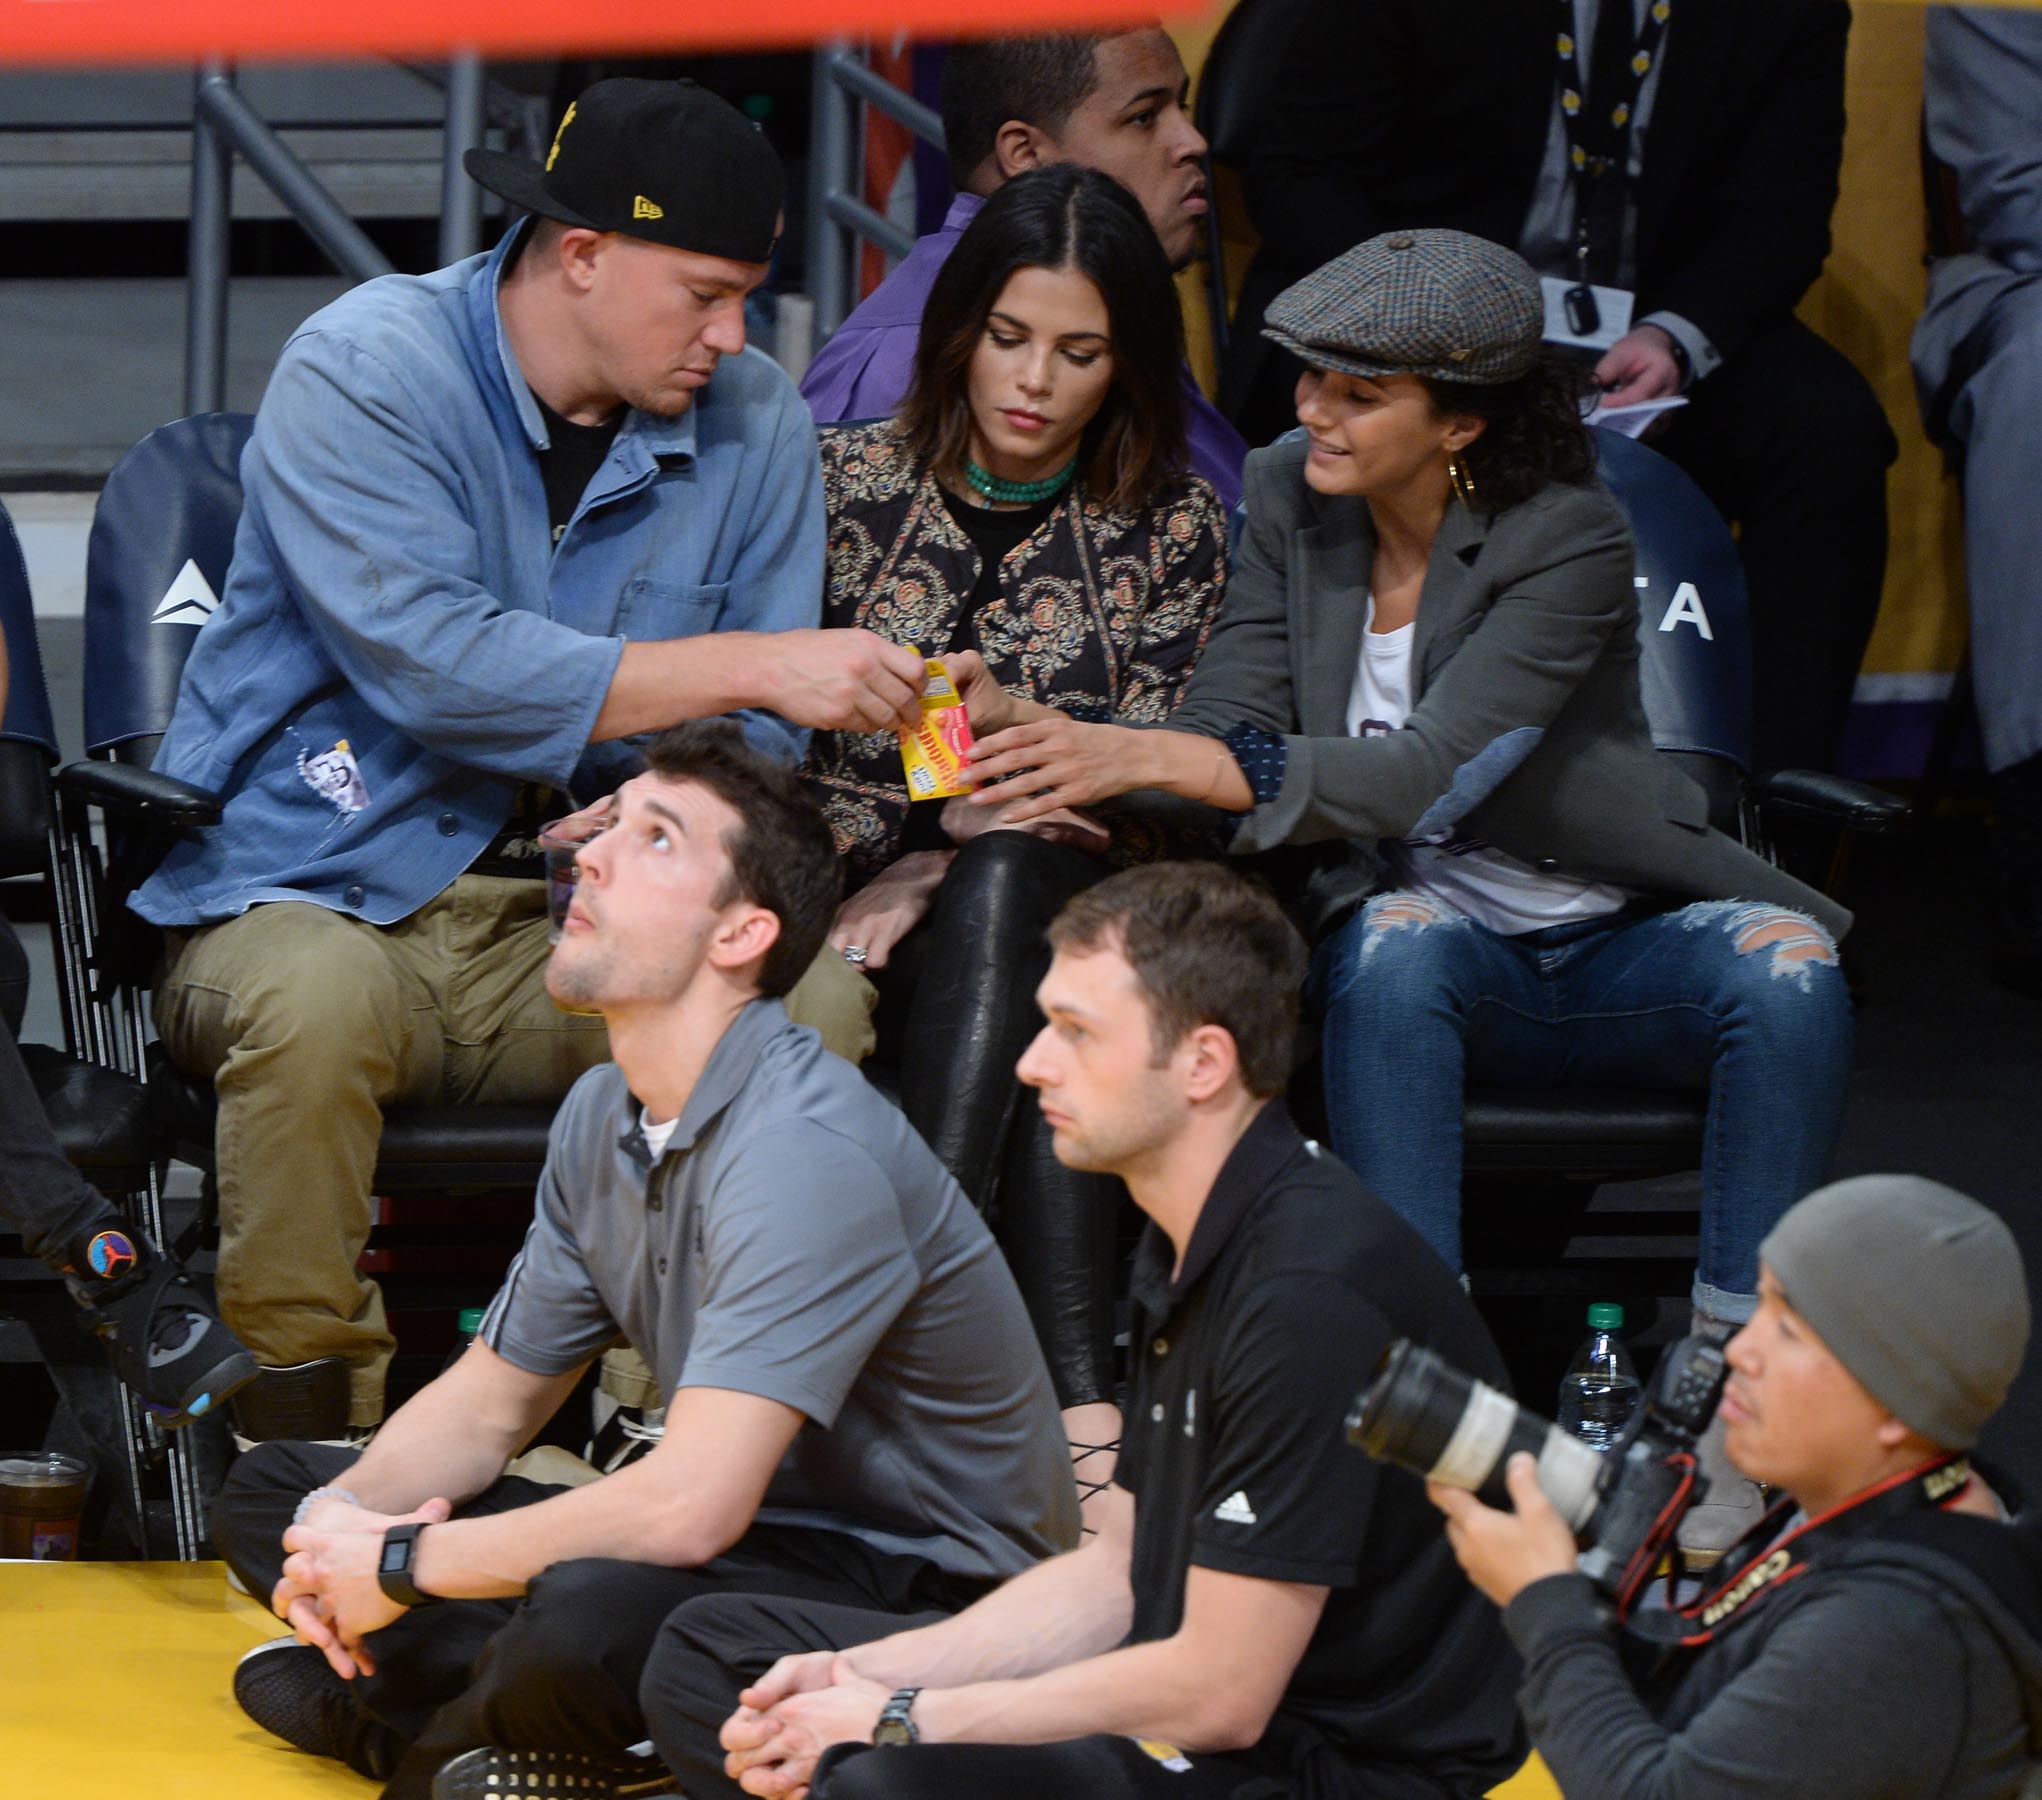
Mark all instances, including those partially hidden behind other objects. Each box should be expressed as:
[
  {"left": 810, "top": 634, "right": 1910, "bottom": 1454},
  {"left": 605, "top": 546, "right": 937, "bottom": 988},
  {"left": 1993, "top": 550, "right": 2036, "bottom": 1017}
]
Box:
[{"left": 1348, "top": 1335, "right": 1728, "bottom": 1599}]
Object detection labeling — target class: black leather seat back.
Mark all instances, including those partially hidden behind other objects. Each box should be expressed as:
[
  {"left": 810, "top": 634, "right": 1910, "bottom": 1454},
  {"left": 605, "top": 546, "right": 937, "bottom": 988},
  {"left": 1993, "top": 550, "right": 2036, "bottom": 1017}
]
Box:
[
  {"left": 84, "top": 411, "right": 254, "bottom": 767},
  {"left": 1595, "top": 430, "right": 1754, "bottom": 784},
  {"left": 0, "top": 498, "right": 57, "bottom": 875}
]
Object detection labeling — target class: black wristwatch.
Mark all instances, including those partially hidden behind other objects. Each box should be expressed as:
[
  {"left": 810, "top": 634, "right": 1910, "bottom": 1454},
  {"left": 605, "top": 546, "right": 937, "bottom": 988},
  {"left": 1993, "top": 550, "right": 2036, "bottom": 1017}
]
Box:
[
  {"left": 871, "top": 1687, "right": 922, "bottom": 1747},
  {"left": 1650, "top": 322, "right": 1694, "bottom": 391},
  {"left": 376, "top": 1522, "right": 440, "bottom": 1608}
]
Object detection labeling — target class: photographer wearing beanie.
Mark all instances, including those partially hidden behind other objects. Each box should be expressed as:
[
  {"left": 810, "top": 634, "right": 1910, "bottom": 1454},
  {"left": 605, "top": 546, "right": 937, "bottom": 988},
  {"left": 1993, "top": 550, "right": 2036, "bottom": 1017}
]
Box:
[{"left": 1433, "top": 1175, "right": 2042, "bottom": 1798}]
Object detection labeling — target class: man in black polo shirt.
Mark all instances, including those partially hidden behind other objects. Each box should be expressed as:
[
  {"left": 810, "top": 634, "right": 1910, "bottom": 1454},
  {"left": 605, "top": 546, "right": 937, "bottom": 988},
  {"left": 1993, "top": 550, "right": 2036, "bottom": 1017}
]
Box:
[{"left": 636, "top": 861, "right": 1525, "bottom": 1799}]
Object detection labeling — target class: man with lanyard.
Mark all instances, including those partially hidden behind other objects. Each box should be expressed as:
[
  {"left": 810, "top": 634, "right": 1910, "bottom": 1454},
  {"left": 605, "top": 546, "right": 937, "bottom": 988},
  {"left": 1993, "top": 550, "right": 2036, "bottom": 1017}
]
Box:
[
  {"left": 633, "top": 861, "right": 1526, "bottom": 1800},
  {"left": 214, "top": 723, "right": 1078, "bottom": 1800},
  {"left": 797, "top": 28, "right": 1248, "bottom": 510},
  {"left": 1433, "top": 1174, "right": 2042, "bottom": 1798},
  {"left": 1225, "top": 0, "right": 1895, "bottom": 777},
  {"left": 132, "top": 78, "right": 927, "bottom": 1444}
]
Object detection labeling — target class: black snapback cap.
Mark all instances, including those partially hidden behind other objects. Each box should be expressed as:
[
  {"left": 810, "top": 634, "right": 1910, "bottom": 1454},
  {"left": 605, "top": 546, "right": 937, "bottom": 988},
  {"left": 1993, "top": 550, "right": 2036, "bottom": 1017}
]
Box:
[{"left": 465, "top": 77, "right": 784, "bottom": 264}]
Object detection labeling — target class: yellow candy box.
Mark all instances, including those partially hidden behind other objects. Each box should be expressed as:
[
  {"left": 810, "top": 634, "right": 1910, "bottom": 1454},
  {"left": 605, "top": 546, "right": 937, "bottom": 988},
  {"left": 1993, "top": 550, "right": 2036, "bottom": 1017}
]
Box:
[{"left": 899, "top": 656, "right": 977, "bottom": 800}]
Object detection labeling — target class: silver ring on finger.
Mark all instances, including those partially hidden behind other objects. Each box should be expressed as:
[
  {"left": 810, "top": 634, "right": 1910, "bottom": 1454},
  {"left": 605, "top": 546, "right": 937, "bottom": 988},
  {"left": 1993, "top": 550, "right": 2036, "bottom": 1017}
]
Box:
[{"left": 841, "top": 945, "right": 869, "bottom": 966}]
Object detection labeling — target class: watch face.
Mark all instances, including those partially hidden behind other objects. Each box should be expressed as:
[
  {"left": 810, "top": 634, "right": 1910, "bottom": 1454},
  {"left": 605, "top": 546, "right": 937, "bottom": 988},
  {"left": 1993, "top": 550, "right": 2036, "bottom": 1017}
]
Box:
[{"left": 872, "top": 1689, "right": 920, "bottom": 1748}]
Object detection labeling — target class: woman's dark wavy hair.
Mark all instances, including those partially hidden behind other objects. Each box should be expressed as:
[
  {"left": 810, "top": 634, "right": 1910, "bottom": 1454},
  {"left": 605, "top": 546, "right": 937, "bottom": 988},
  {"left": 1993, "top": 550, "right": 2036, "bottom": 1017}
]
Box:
[
  {"left": 898, "top": 163, "right": 1187, "bottom": 514},
  {"left": 1419, "top": 349, "right": 1598, "bottom": 512}
]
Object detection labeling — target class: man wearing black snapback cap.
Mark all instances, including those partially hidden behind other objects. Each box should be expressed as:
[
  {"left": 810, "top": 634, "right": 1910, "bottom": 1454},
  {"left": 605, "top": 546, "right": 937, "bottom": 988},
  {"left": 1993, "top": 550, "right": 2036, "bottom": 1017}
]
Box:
[{"left": 134, "top": 77, "right": 926, "bottom": 1449}]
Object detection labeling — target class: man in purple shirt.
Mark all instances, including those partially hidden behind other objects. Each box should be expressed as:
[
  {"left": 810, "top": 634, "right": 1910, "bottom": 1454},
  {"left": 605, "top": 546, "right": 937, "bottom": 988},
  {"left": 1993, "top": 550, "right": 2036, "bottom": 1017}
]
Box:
[{"left": 800, "top": 28, "right": 1248, "bottom": 510}]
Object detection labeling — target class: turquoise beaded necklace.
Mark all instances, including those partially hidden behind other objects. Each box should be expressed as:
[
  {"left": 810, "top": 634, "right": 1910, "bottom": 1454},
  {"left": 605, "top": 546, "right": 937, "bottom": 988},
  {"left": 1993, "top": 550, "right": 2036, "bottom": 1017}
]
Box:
[{"left": 963, "top": 457, "right": 1077, "bottom": 506}]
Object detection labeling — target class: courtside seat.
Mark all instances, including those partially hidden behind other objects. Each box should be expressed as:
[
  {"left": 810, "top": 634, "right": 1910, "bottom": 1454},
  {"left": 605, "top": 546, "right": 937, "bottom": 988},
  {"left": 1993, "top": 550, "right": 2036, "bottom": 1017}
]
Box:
[
  {"left": 1450, "top": 432, "right": 1903, "bottom": 1297},
  {"left": 146, "top": 1046, "right": 559, "bottom": 1186},
  {"left": 2, "top": 496, "right": 157, "bottom": 1204}
]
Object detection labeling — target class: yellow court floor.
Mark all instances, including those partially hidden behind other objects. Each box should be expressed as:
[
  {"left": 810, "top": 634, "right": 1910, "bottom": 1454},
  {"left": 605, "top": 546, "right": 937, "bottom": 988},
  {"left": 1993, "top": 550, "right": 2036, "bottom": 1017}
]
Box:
[
  {"left": 0, "top": 1559, "right": 373, "bottom": 1799},
  {"left": 0, "top": 1560, "right": 1557, "bottom": 1799}
]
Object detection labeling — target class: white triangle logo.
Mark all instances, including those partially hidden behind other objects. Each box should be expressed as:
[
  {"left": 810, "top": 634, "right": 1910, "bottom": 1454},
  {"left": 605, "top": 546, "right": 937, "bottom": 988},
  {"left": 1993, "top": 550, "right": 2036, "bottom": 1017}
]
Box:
[
  {"left": 149, "top": 558, "right": 221, "bottom": 627},
  {"left": 1214, "top": 1490, "right": 1257, "bottom": 1525}
]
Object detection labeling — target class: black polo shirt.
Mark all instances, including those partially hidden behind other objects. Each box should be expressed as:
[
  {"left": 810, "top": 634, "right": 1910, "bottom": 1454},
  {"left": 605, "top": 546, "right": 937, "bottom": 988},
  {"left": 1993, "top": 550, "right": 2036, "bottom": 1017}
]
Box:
[{"left": 1115, "top": 1103, "right": 1526, "bottom": 1794}]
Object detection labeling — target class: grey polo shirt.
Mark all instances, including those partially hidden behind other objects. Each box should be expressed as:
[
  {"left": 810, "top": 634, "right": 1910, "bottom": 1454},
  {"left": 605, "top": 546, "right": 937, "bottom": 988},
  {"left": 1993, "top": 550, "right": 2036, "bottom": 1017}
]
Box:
[{"left": 480, "top": 998, "right": 1080, "bottom": 1582}]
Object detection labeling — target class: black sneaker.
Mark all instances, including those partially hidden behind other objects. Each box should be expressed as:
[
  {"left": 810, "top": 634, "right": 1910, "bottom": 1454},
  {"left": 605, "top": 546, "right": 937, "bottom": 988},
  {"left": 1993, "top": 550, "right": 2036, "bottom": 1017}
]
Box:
[
  {"left": 233, "top": 1636, "right": 405, "bottom": 1780},
  {"left": 230, "top": 1355, "right": 361, "bottom": 1447},
  {"left": 65, "top": 1225, "right": 258, "bottom": 1428},
  {"left": 433, "top": 1747, "right": 680, "bottom": 1800}
]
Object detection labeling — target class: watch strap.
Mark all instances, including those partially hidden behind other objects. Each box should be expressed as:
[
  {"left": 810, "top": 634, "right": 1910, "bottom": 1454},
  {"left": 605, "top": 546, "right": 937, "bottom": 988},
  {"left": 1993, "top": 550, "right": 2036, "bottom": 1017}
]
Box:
[
  {"left": 376, "top": 1521, "right": 439, "bottom": 1608},
  {"left": 872, "top": 1686, "right": 922, "bottom": 1746}
]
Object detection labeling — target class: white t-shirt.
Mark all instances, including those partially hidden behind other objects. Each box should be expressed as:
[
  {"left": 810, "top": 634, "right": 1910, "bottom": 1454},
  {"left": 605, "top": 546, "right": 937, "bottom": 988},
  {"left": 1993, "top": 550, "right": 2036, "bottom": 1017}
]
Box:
[
  {"left": 1347, "top": 597, "right": 1629, "bottom": 935},
  {"left": 640, "top": 1108, "right": 680, "bottom": 1160}
]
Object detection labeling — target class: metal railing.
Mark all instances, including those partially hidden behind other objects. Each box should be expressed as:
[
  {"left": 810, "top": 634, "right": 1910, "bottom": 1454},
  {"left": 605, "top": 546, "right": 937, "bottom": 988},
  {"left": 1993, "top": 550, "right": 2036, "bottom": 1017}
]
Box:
[
  {"left": 806, "top": 40, "right": 946, "bottom": 341},
  {"left": 183, "top": 55, "right": 544, "bottom": 413}
]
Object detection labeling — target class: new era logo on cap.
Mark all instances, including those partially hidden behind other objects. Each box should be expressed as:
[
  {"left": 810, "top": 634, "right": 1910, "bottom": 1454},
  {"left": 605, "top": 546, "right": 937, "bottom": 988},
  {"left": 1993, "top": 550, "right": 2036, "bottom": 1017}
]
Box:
[
  {"left": 632, "top": 196, "right": 664, "bottom": 221},
  {"left": 1214, "top": 1490, "right": 1258, "bottom": 1525}
]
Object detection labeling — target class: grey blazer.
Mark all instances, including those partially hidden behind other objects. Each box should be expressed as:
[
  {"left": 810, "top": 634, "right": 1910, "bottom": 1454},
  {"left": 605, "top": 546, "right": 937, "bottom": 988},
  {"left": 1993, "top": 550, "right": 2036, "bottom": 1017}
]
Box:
[{"left": 1169, "top": 436, "right": 1848, "bottom": 941}]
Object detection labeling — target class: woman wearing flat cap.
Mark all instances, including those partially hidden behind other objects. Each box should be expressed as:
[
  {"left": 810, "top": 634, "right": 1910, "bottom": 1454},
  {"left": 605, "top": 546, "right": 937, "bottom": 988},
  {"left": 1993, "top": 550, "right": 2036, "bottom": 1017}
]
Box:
[{"left": 959, "top": 227, "right": 1853, "bottom": 1544}]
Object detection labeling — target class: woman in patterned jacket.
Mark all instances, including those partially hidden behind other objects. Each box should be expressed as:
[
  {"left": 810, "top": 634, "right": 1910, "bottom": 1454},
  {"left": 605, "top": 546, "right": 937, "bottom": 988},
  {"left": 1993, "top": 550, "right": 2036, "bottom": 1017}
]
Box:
[{"left": 803, "top": 164, "right": 1229, "bottom": 1523}]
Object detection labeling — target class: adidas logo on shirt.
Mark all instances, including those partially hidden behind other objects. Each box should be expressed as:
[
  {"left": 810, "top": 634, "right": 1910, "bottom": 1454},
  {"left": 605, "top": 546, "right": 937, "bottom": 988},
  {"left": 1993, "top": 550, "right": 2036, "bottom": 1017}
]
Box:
[{"left": 1214, "top": 1490, "right": 1258, "bottom": 1526}]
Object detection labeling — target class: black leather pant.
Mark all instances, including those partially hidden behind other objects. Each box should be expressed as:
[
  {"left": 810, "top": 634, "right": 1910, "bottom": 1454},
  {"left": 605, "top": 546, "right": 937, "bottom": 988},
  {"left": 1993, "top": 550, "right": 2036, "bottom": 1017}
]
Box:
[{"left": 872, "top": 831, "right": 1123, "bottom": 1410}]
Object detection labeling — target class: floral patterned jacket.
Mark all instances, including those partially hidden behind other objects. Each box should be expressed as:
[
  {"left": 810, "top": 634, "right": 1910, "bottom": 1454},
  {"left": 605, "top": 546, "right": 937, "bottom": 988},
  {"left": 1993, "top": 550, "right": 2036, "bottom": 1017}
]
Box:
[{"left": 804, "top": 419, "right": 1231, "bottom": 883}]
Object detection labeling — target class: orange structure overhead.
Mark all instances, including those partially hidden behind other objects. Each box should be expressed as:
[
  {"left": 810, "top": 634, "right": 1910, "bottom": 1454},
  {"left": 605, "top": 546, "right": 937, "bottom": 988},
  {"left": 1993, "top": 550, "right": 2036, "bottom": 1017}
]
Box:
[{"left": 0, "top": 0, "right": 1172, "bottom": 65}]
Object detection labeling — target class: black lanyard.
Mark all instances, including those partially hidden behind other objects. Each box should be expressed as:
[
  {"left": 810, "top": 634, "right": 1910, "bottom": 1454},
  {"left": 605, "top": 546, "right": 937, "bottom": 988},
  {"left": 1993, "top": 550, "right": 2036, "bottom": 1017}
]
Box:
[
  {"left": 1621, "top": 1454, "right": 1973, "bottom": 1650},
  {"left": 1553, "top": 0, "right": 1673, "bottom": 286}
]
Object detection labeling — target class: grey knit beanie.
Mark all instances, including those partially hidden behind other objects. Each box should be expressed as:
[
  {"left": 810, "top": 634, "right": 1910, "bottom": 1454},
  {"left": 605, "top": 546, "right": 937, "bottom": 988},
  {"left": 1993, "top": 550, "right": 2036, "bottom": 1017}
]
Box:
[{"left": 1759, "top": 1175, "right": 2030, "bottom": 1450}]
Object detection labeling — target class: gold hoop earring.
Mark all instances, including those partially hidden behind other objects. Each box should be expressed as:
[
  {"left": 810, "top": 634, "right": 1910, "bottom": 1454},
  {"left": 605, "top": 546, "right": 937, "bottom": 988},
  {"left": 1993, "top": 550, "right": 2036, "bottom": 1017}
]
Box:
[{"left": 1447, "top": 453, "right": 1477, "bottom": 509}]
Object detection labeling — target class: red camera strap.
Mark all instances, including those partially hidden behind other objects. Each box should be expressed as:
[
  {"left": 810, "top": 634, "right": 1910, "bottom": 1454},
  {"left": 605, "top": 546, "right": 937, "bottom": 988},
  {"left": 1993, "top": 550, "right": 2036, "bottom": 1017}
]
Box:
[{"left": 1619, "top": 1454, "right": 1972, "bottom": 1649}]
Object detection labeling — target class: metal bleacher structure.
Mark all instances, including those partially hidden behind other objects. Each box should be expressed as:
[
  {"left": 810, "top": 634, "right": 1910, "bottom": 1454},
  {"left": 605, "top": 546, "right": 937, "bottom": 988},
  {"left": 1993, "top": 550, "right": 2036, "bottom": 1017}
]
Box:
[
  {"left": 805, "top": 41, "right": 945, "bottom": 339},
  {"left": 0, "top": 59, "right": 549, "bottom": 418}
]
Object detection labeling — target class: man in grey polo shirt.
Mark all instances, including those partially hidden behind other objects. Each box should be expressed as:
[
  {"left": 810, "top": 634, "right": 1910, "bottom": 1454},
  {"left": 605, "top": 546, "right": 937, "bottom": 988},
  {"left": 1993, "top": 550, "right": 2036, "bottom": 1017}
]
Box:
[{"left": 208, "top": 721, "right": 1078, "bottom": 1800}]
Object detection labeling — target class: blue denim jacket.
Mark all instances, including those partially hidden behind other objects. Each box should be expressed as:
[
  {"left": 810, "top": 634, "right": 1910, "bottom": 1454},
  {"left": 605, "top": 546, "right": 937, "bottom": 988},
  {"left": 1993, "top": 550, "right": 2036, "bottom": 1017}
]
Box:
[{"left": 134, "top": 225, "right": 824, "bottom": 929}]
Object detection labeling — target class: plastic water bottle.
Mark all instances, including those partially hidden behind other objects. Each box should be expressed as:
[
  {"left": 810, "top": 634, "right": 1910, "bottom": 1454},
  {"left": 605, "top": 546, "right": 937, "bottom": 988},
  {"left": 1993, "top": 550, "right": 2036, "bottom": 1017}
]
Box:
[
  {"left": 442, "top": 1305, "right": 486, "bottom": 1372},
  {"left": 1556, "top": 1302, "right": 1643, "bottom": 1452}
]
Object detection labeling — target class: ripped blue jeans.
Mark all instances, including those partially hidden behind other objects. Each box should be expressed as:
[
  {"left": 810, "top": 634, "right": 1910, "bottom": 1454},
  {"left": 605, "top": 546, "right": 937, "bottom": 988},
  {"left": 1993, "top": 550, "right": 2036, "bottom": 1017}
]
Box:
[{"left": 1309, "top": 893, "right": 1852, "bottom": 1323}]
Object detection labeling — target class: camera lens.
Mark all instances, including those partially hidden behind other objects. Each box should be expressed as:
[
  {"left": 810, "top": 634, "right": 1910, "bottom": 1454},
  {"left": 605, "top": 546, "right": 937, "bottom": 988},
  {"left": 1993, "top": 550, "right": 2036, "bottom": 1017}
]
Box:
[{"left": 1351, "top": 1340, "right": 1604, "bottom": 1531}]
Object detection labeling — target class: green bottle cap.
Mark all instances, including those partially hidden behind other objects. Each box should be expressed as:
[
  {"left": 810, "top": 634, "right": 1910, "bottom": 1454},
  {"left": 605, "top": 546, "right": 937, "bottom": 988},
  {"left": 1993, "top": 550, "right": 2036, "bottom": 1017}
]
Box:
[
  {"left": 456, "top": 1306, "right": 487, "bottom": 1339},
  {"left": 1587, "top": 1302, "right": 1625, "bottom": 1330}
]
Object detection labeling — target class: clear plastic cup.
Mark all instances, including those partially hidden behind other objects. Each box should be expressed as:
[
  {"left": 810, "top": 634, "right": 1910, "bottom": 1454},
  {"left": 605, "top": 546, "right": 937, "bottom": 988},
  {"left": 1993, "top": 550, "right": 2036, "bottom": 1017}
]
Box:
[
  {"left": 538, "top": 806, "right": 615, "bottom": 945},
  {"left": 0, "top": 1451, "right": 91, "bottom": 1560}
]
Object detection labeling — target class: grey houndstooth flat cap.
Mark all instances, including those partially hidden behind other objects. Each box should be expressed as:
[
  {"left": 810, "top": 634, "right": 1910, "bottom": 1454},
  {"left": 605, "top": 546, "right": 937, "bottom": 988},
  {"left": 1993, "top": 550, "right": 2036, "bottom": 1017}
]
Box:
[{"left": 1263, "top": 228, "right": 1545, "bottom": 385}]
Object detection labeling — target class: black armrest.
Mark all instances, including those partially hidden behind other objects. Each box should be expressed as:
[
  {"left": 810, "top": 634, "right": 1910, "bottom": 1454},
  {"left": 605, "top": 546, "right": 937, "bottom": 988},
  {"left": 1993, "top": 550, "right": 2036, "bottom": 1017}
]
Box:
[
  {"left": 57, "top": 758, "right": 223, "bottom": 827},
  {"left": 1754, "top": 769, "right": 1910, "bottom": 834}
]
